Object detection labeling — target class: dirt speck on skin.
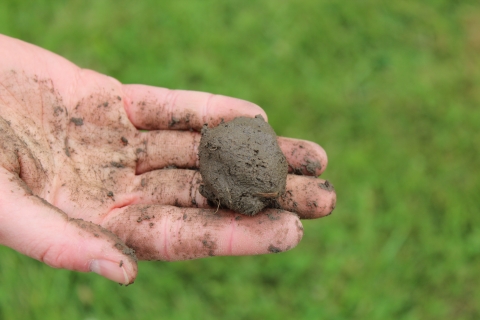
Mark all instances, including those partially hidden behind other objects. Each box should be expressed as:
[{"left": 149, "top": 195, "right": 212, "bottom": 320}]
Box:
[
  {"left": 198, "top": 115, "right": 288, "bottom": 216},
  {"left": 64, "top": 137, "right": 70, "bottom": 157},
  {"left": 318, "top": 180, "right": 335, "bottom": 191},
  {"left": 115, "top": 242, "right": 137, "bottom": 260},
  {"left": 201, "top": 233, "right": 218, "bottom": 256},
  {"left": 268, "top": 245, "right": 282, "bottom": 253},
  {"left": 70, "top": 117, "right": 84, "bottom": 126},
  {"left": 169, "top": 116, "right": 179, "bottom": 127},
  {"left": 110, "top": 161, "right": 124, "bottom": 168},
  {"left": 267, "top": 213, "right": 281, "bottom": 221},
  {"left": 305, "top": 159, "right": 322, "bottom": 175}
]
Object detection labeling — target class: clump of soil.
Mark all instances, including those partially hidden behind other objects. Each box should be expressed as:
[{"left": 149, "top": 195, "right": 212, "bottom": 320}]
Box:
[{"left": 199, "top": 115, "right": 288, "bottom": 215}]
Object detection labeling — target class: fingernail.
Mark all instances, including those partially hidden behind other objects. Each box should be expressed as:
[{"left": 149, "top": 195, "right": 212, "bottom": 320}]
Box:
[{"left": 90, "top": 259, "right": 130, "bottom": 285}]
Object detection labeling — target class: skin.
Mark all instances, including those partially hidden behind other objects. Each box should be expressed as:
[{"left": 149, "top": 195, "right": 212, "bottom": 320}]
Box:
[{"left": 0, "top": 34, "right": 336, "bottom": 285}]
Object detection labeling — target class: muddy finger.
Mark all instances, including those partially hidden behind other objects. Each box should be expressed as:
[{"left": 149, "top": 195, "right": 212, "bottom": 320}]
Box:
[
  {"left": 278, "top": 175, "right": 336, "bottom": 219},
  {"left": 125, "top": 169, "right": 335, "bottom": 219},
  {"left": 102, "top": 205, "right": 303, "bottom": 261},
  {"left": 134, "top": 130, "right": 201, "bottom": 174},
  {"left": 127, "top": 169, "right": 208, "bottom": 207},
  {"left": 122, "top": 85, "right": 267, "bottom": 131},
  {"left": 277, "top": 137, "right": 328, "bottom": 176}
]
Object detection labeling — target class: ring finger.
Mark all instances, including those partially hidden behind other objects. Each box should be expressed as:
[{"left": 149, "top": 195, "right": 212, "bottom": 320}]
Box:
[{"left": 122, "top": 169, "right": 335, "bottom": 219}]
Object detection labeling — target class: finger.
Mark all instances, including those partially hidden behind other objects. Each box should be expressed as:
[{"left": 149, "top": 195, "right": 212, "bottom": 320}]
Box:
[
  {"left": 103, "top": 205, "right": 303, "bottom": 261},
  {"left": 125, "top": 169, "right": 335, "bottom": 219},
  {"left": 128, "top": 169, "right": 208, "bottom": 208},
  {"left": 278, "top": 176, "right": 336, "bottom": 219},
  {"left": 122, "top": 85, "right": 267, "bottom": 131},
  {"left": 0, "top": 167, "right": 137, "bottom": 285},
  {"left": 134, "top": 130, "right": 201, "bottom": 175},
  {"left": 278, "top": 137, "right": 328, "bottom": 176},
  {"left": 133, "top": 132, "right": 327, "bottom": 177}
]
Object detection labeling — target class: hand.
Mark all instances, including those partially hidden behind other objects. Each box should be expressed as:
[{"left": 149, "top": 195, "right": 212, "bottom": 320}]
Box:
[{"left": 0, "top": 34, "right": 336, "bottom": 285}]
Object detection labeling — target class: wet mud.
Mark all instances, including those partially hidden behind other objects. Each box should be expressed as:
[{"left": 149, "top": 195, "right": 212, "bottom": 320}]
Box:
[{"left": 198, "top": 115, "right": 288, "bottom": 215}]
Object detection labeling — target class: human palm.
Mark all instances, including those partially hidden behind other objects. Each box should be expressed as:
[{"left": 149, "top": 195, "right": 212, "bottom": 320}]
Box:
[{"left": 0, "top": 34, "right": 335, "bottom": 284}]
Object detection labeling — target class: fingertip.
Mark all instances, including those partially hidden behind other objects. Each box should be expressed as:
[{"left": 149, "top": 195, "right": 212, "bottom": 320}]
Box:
[
  {"left": 278, "top": 138, "right": 328, "bottom": 176},
  {"left": 83, "top": 226, "right": 138, "bottom": 285},
  {"left": 281, "top": 176, "right": 336, "bottom": 219},
  {"left": 90, "top": 258, "right": 137, "bottom": 285},
  {"left": 269, "top": 211, "right": 304, "bottom": 253},
  {"left": 316, "top": 180, "right": 337, "bottom": 217},
  {"left": 230, "top": 209, "right": 304, "bottom": 255},
  {"left": 205, "top": 95, "right": 268, "bottom": 127}
]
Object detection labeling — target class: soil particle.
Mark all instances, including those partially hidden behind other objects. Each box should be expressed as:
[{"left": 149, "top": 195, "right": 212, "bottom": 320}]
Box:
[
  {"left": 307, "top": 201, "right": 318, "bottom": 208},
  {"left": 305, "top": 159, "right": 322, "bottom": 175},
  {"left": 110, "top": 161, "right": 124, "bottom": 168},
  {"left": 291, "top": 166, "right": 304, "bottom": 175},
  {"left": 268, "top": 245, "right": 282, "bottom": 253},
  {"left": 267, "top": 213, "right": 281, "bottom": 221},
  {"left": 198, "top": 115, "right": 288, "bottom": 215},
  {"left": 201, "top": 233, "right": 218, "bottom": 256},
  {"left": 64, "top": 137, "right": 70, "bottom": 157},
  {"left": 137, "top": 214, "right": 152, "bottom": 223},
  {"left": 120, "top": 136, "right": 128, "bottom": 146},
  {"left": 115, "top": 242, "right": 137, "bottom": 260},
  {"left": 318, "top": 180, "right": 335, "bottom": 191},
  {"left": 53, "top": 106, "right": 64, "bottom": 116},
  {"left": 70, "top": 117, "right": 84, "bottom": 126},
  {"left": 169, "top": 116, "right": 179, "bottom": 127}
]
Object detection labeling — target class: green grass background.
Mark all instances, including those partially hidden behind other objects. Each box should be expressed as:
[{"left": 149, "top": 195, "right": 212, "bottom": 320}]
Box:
[{"left": 1, "top": 0, "right": 479, "bottom": 319}]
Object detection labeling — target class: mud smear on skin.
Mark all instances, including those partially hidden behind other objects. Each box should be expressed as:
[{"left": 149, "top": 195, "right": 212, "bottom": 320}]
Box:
[
  {"left": 198, "top": 115, "right": 288, "bottom": 215},
  {"left": 0, "top": 70, "right": 141, "bottom": 263}
]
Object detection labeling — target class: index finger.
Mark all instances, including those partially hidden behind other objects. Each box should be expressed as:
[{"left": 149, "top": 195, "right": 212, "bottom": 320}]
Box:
[{"left": 122, "top": 85, "right": 267, "bottom": 131}]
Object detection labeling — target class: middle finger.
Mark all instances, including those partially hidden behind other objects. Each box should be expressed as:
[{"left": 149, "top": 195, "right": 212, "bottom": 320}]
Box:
[{"left": 134, "top": 130, "right": 328, "bottom": 177}]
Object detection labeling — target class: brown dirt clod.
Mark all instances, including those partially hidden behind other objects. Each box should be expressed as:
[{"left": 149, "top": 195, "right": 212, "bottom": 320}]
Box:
[{"left": 198, "top": 115, "right": 288, "bottom": 216}]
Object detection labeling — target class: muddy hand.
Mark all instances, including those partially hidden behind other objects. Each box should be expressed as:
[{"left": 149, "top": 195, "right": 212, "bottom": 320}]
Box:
[{"left": 0, "top": 34, "right": 336, "bottom": 284}]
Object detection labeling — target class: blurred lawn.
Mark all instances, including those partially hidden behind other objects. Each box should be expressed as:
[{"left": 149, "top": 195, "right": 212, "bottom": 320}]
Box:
[{"left": 1, "top": 0, "right": 479, "bottom": 319}]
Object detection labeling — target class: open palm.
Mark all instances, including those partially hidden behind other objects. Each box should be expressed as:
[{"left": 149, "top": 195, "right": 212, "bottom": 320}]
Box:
[{"left": 0, "top": 34, "right": 336, "bottom": 284}]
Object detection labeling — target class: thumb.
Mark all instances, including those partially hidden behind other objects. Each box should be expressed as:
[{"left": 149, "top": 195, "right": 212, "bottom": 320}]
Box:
[{"left": 0, "top": 167, "right": 137, "bottom": 285}]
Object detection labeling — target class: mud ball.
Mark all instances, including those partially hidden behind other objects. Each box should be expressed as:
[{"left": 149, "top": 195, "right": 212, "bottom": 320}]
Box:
[{"left": 198, "top": 115, "right": 288, "bottom": 215}]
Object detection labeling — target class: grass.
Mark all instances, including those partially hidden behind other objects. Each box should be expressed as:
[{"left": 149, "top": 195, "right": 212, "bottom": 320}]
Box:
[{"left": 0, "top": 0, "right": 479, "bottom": 319}]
